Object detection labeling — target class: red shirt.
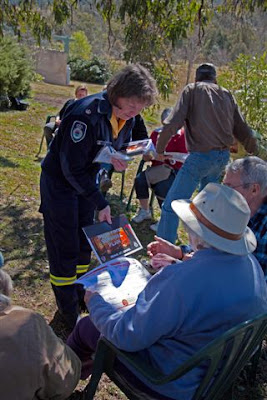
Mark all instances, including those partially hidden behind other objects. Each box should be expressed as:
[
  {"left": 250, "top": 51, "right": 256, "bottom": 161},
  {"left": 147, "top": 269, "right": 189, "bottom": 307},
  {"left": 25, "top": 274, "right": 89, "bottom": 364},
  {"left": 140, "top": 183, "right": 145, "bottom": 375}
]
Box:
[{"left": 151, "top": 127, "right": 187, "bottom": 170}]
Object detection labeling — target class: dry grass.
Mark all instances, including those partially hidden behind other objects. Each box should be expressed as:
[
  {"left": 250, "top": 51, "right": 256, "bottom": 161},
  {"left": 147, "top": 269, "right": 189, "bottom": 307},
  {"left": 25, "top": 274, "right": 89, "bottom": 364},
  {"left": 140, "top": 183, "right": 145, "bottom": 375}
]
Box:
[{"left": 0, "top": 80, "right": 266, "bottom": 400}]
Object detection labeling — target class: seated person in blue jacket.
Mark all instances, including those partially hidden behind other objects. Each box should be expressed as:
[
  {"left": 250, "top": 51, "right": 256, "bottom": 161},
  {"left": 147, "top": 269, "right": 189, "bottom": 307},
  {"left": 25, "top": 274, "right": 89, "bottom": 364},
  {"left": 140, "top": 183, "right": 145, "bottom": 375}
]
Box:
[
  {"left": 67, "top": 183, "right": 267, "bottom": 400},
  {"left": 132, "top": 108, "right": 187, "bottom": 232},
  {"left": 148, "top": 156, "right": 267, "bottom": 274},
  {"left": 99, "top": 113, "right": 149, "bottom": 192},
  {"left": 39, "top": 64, "right": 158, "bottom": 331},
  {"left": 43, "top": 84, "right": 88, "bottom": 148}
]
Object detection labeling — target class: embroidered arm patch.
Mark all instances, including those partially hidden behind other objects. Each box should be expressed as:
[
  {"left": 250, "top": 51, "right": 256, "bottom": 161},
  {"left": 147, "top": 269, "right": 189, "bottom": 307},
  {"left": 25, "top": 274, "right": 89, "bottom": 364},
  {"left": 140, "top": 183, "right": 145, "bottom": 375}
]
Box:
[{"left": 71, "top": 121, "right": 87, "bottom": 143}]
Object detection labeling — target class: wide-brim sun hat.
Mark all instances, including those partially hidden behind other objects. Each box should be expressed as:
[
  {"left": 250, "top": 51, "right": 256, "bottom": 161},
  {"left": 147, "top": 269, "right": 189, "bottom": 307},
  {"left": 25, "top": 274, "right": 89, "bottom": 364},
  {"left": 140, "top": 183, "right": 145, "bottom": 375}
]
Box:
[{"left": 171, "top": 183, "right": 256, "bottom": 256}]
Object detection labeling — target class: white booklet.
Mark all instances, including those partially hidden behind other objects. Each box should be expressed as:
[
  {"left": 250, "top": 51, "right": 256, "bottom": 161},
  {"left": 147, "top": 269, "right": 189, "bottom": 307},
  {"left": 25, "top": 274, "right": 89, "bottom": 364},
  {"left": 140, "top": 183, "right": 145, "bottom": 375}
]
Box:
[
  {"left": 124, "top": 139, "right": 155, "bottom": 156},
  {"left": 75, "top": 257, "right": 151, "bottom": 311},
  {"left": 93, "top": 146, "right": 132, "bottom": 164},
  {"left": 93, "top": 139, "right": 155, "bottom": 164},
  {"left": 163, "top": 152, "right": 189, "bottom": 163}
]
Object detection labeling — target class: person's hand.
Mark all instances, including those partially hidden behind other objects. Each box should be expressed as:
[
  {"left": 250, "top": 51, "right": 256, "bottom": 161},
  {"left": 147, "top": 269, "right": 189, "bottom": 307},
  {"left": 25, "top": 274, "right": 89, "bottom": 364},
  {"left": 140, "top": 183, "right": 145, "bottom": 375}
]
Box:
[
  {"left": 182, "top": 252, "right": 194, "bottom": 261},
  {"left": 111, "top": 157, "right": 128, "bottom": 172},
  {"left": 98, "top": 205, "right": 112, "bottom": 224},
  {"left": 154, "top": 153, "right": 165, "bottom": 162},
  {"left": 84, "top": 289, "right": 98, "bottom": 305},
  {"left": 147, "top": 235, "right": 182, "bottom": 259},
  {"left": 150, "top": 253, "right": 177, "bottom": 270},
  {"left": 142, "top": 154, "right": 153, "bottom": 162},
  {"left": 55, "top": 118, "right": 61, "bottom": 126}
]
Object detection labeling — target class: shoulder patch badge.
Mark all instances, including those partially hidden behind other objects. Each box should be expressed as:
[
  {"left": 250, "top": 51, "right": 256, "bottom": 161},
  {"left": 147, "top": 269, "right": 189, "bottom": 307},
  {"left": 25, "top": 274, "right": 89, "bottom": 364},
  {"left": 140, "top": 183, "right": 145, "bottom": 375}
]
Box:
[{"left": 70, "top": 121, "right": 87, "bottom": 143}]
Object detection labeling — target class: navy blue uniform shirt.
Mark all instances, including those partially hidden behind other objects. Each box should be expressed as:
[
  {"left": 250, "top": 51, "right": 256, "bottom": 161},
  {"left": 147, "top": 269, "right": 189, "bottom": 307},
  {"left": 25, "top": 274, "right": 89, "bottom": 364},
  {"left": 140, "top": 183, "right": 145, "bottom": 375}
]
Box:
[{"left": 41, "top": 91, "right": 135, "bottom": 211}]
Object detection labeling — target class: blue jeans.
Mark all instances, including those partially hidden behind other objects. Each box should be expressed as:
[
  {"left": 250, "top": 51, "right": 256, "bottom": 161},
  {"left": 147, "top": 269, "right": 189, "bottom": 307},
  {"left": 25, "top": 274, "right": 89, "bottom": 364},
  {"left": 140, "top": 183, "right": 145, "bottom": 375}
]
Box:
[{"left": 157, "top": 150, "right": 230, "bottom": 243}]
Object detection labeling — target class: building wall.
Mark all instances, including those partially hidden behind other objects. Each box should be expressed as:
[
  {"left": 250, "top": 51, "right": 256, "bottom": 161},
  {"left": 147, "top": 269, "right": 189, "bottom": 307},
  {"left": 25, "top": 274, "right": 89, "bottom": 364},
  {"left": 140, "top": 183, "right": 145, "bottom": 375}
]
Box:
[{"left": 35, "top": 49, "right": 68, "bottom": 86}]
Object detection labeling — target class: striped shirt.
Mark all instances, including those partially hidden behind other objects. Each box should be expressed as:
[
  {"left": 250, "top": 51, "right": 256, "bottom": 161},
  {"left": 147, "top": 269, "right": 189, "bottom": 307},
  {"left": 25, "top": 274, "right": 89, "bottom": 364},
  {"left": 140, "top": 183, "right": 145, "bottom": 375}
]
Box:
[{"left": 249, "top": 200, "right": 267, "bottom": 274}]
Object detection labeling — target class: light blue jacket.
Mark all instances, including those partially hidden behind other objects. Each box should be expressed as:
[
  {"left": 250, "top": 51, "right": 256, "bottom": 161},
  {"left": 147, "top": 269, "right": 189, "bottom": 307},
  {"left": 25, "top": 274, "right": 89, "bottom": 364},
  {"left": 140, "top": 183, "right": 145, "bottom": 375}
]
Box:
[{"left": 88, "top": 248, "right": 267, "bottom": 400}]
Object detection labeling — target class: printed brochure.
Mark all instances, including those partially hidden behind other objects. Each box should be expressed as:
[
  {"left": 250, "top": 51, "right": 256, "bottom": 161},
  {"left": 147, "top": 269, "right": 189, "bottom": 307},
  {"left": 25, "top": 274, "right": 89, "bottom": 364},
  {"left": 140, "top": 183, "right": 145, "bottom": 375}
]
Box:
[
  {"left": 163, "top": 151, "right": 189, "bottom": 163},
  {"left": 82, "top": 214, "right": 143, "bottom": 264},
  {"left": 124, "top": 139, "right": 155, "bottom": 156},
  {"left": 93, "top": 139, "right": 155, "bottom": 164},
  {"left": 93, "top": 146, "right": 131, "bottom": 164},
  {"left": 75, "top": 257, "right": 151, "bottom": 311}
]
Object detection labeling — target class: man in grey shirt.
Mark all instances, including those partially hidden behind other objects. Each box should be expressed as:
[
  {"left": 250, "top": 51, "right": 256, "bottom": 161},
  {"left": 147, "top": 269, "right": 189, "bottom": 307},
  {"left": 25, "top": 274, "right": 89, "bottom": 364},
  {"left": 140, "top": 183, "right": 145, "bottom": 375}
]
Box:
[{"left": 156, "top": 63, "right": 258, "bottom": 243}]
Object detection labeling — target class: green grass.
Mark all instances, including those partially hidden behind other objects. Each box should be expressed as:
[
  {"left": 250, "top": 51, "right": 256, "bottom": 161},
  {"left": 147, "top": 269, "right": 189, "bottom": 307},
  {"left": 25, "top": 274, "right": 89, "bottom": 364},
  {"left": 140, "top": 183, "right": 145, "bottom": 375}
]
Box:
[{"left": 0, "top": 80, "right": 266, "bottom": 400}]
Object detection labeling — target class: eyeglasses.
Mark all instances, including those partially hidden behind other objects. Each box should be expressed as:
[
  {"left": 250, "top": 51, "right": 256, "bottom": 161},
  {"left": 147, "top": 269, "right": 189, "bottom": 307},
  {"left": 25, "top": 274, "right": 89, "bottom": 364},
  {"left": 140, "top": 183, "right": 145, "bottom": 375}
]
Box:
[
  {"left": 112, "top": 98, "right": 146, "bottom": 119},
  {"left": 223, "top": 182, "right": 254, "bottom": 190}
]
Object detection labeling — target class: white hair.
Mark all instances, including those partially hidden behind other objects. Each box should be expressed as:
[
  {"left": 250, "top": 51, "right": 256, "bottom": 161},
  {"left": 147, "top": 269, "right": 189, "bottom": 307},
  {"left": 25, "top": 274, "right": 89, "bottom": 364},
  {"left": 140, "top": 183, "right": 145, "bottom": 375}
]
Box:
[
  {"left": 0, "top": 270, "right": 13, "bottom": 312},
  {"left": 226, "top": 157, "right": 267, "bottom": 197},
  {"left": 183, "top": 223, "right": 211, "bottom": 252}
]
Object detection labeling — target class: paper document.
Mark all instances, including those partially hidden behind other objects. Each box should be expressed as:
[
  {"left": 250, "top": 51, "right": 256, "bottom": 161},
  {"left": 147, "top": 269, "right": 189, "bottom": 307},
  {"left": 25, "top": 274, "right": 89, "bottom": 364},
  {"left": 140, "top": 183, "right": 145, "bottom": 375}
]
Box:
[
  {"left": 124, "top": 139, "right": 155, "bottom": 156},
  {"left": 75, "top": 257, "right": 151, "bottom": 311},
  {"left": 93, "top": 140, "right": 155, "bottom": 164},
  {"left": 93, "top": 146, "right": 132, "bottom": 163},
  {"left": 164, "top": 152, "right": 189, "bottom": 163},
  {"left": 83, "top": 215, "right": 143, "bottom": 264}
]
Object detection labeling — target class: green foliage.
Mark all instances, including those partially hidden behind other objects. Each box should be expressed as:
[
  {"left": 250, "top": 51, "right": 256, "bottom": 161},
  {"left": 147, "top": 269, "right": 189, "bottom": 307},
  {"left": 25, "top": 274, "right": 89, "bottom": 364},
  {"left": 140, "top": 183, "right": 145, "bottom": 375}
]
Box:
[
  {"left": 68, "top": 56, "right": 111, "bottom": 84},
  {"left": 201, "top": 12, "right": 265, "bottom": 64},
  {"left": 218, "top": 53, "right": 267, "bottom": 158},
  {"left": 0, "top": 0, "right": 76, "bottom": 44},
  {"left": 96, "top": 0, "right": 209, "bottom": 98},
  {"left": 0, "top": 36, "right": 33, "bottom": 103},
  {"left": 70, "top": 31, "right": 92, "bottom": 60},
  {"left": 150, "top": 62, "right": 174, "bottom": 101},
  {"left": 95, "top": 0, "right": 266, "bottom": 98},
  {"left": 218, "top": 53, "right": 267, "bottom": 135},
  {"left": 117, "top": 0, "right": 202, "bottom": 64}
]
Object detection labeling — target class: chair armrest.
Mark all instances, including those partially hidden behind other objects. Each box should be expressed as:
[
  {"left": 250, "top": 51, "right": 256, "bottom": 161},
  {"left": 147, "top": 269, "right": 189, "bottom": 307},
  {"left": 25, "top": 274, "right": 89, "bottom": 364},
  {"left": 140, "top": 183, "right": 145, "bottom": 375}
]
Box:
[
  {"left": 45, "top": 115, "right": 57, "bottom": 124},
  {"left": 100, "top": 337, "right": 187, "bottom": 385}
]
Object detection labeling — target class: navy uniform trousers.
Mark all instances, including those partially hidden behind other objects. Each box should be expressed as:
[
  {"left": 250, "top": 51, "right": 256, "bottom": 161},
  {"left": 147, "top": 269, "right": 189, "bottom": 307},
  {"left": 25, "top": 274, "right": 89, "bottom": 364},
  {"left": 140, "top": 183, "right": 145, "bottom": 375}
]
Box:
[{"left": 40, "top": 171, "right": 94, "bottom": 327}]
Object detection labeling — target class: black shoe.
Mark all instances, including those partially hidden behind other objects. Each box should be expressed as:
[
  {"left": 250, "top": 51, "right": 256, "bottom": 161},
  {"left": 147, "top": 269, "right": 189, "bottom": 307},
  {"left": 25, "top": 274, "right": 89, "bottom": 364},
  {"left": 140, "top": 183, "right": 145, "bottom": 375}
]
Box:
[
  {"left": 100, "top": 176, "right": 112, "bottom": 192},
  {"left": 49, "top": 310, "right": 79, "bottom": 340},
  {"left": 66, "top": 390, "right": 85, "bottom": 400},
  {"left": 79, "top": 299, "right": 88, "bottom": 313},
  {"left": 99, "top": 169, "right": 112, "bottom": 192}
]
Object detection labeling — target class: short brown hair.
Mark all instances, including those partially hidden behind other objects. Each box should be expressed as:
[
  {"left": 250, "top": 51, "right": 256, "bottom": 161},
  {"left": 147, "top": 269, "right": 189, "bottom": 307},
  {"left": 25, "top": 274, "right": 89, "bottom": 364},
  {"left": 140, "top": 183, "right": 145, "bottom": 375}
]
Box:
[
  {"left": 107, "top": 64, "right": 158, "bottom": 107},
  {"left": 75, "top": 84, "right": 88, "bottom": 96},
  {"left": 195, "top": 63, "right": 217, "bottom": 82}
]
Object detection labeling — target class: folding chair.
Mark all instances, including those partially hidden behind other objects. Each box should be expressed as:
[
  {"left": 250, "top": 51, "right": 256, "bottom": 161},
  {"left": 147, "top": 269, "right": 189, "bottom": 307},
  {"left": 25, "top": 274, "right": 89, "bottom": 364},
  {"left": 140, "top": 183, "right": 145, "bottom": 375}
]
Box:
[
  {"left": 100, "top": 169, "right": 125, "bottom": 202},
  {"left": 118, "top": 170, "right": 125, "bottom": 202},
  {"left": 36, "top": 115, "right": 56, "bottom": 157},
  {"left": 126, "top": 159, "right": 156, "bottom": 215},
  {"left": 82, "top": 312, "right": 267, "bottom": 400}
]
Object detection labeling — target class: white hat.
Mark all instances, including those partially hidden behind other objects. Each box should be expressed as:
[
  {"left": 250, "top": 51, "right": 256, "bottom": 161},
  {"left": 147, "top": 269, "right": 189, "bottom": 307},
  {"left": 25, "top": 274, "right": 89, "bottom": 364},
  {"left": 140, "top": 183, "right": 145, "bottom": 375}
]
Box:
[{"left": 171, "top": 183, "right": 257, "bottom": 255}]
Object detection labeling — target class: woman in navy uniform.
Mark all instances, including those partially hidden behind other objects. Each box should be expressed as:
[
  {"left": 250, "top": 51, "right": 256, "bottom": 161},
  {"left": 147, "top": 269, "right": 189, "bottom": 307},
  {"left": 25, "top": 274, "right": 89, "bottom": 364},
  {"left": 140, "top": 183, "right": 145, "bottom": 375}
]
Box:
[{"left": 40, "top": 64, "right": 157, "bottom": 330}]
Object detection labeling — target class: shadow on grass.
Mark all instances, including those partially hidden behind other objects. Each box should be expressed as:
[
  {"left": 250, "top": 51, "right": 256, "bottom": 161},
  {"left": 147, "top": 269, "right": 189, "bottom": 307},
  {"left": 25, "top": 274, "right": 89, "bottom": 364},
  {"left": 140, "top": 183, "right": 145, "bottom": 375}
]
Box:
[
  {"left": 1, "top": 190, "right": 156, "bottom": 287},
  {"left": 0, "top": 203, "right": 47, "bottom": 286},
  {"left": 0, "top": 156, "right": 18, "bottom": 168}
]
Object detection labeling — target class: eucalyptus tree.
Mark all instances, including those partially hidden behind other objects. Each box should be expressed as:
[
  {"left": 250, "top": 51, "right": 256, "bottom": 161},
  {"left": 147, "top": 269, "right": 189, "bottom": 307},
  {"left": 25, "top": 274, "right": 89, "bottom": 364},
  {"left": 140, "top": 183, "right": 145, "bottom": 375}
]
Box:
[{"left": 0, "top": 0, "right": 265, "bottom": 97}]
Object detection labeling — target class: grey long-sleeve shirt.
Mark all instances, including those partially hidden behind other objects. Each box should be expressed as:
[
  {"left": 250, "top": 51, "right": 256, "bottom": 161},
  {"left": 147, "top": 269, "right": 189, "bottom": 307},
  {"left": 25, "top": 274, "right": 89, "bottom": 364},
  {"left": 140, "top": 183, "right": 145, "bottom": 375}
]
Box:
[{"left": 156, "top": 81, "right": 258, "bottom": 154}]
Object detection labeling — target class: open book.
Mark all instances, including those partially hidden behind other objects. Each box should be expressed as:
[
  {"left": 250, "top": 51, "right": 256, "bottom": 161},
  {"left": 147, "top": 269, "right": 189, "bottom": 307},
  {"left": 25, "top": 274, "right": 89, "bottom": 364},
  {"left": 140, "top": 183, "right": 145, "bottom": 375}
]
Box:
[
  {"left": 93, "top": 146, "right": 131, "bottom": 163},
  {"left": 123, "top": 139, "right": 155, "bottom": 156},
  {"left": 93, "top": 139, "right": 155, "bottom": 164},
  {"left": 76, "top": 257, "right": 151, "bottom": 311},
  {"left": 77, "top": 216, "right": 149, "bottom": 311},
  {"left": 83, "top": 215, "right": 143, "bottom": 264}
]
